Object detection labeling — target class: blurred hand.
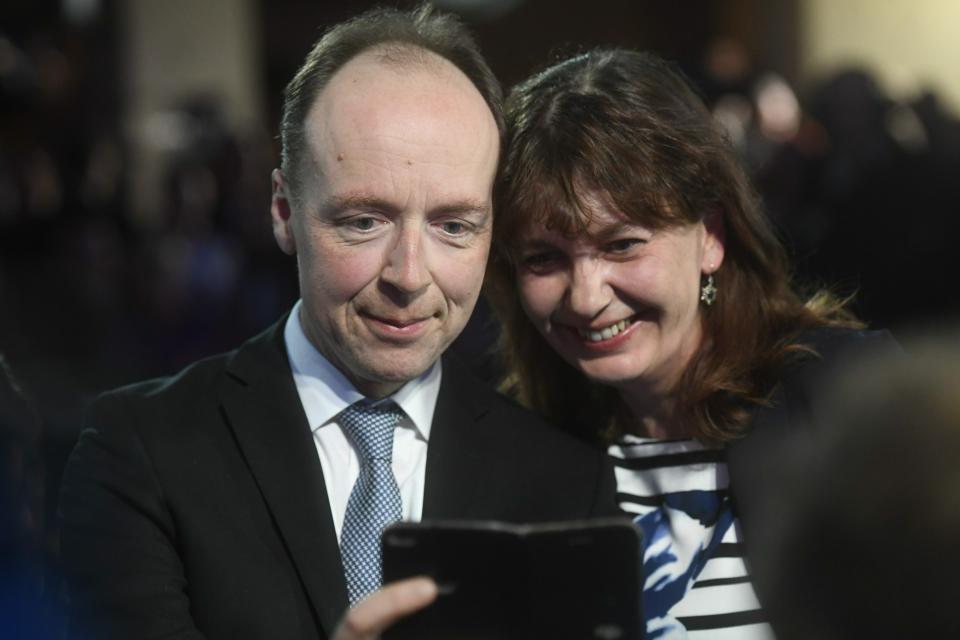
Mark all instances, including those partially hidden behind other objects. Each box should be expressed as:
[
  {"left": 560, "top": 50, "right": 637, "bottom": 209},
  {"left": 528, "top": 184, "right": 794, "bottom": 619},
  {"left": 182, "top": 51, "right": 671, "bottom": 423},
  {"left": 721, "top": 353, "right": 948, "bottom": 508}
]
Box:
[{"left": 332, "top": 577, "right": 438, "bottom": 640}]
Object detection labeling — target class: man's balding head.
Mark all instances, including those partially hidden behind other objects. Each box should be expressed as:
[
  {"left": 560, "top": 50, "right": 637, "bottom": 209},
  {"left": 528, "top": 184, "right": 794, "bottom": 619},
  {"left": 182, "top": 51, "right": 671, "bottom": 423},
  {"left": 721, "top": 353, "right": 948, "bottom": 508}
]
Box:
[{"left": 278, "top": 3, "right": 504, "bottom": 204}]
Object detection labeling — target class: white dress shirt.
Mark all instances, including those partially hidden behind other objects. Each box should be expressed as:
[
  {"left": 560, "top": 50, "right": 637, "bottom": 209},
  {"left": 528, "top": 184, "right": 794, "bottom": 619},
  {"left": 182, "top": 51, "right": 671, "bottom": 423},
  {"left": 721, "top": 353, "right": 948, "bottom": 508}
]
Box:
[{"left": 283, "top": 300, "right": 440, "bottom": 540}]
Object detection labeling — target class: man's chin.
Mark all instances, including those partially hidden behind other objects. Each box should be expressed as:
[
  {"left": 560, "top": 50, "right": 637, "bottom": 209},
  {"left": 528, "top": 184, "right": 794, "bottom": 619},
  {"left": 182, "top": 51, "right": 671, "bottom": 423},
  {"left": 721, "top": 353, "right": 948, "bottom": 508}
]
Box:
[{"left": 346, "top": 356, "right": 440, "bottom": 398}]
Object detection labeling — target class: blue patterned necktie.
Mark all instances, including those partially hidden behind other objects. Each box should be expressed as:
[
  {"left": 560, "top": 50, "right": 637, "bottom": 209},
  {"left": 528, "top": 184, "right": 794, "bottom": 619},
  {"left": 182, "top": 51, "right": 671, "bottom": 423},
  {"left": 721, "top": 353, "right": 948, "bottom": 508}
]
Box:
[{"left": 338, "top": 399, "right": 405, "bottom": 605}]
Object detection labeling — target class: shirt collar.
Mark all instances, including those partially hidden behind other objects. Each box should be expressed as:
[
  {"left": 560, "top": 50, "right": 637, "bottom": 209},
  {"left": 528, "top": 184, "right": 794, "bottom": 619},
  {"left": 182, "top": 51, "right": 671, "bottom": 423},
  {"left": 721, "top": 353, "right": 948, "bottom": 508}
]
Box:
[{"left": 283, "top": 300, "right": 439, "bottom": 441}]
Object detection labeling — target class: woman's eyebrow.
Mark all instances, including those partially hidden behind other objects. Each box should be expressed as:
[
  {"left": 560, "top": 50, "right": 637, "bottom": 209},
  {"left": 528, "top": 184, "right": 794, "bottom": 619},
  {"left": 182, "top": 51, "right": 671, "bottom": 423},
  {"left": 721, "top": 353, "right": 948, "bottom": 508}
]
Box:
[
  {"left": 588, "top": 221, "right": 648, "bottom": 243},
  {"left": 516, "top": 237, "right": 560, "bottom": 251}
]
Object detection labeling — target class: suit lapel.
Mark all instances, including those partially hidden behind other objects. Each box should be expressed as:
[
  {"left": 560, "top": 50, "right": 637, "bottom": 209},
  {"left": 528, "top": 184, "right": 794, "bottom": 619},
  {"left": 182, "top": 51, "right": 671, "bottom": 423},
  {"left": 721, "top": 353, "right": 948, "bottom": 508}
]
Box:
[
  {"left": 422, "top": 355, "right": 492, "bottom": 519},
  {"left": 221, "top": 319, "right": 348, "bottom": 637}
]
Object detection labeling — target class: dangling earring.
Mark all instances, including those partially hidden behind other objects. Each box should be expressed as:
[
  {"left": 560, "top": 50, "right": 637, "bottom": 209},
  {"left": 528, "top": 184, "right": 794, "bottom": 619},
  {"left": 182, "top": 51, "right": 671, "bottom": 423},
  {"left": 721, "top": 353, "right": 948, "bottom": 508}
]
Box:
[{"left": 700, "top": 273, "right": 717, "bottom": 306}]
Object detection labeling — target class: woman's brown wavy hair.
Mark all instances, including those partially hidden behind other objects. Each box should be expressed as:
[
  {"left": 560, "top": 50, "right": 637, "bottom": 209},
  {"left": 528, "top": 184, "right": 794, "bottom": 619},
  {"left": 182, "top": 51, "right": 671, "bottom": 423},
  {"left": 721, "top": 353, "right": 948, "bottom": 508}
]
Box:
[{"left": 486, "top": 49, "right": 860, "bottom": 446}]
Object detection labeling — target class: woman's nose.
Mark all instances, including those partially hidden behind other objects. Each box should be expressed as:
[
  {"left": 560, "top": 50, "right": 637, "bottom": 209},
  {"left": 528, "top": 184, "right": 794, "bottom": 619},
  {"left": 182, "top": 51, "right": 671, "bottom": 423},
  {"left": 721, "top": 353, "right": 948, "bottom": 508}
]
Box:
[{"left": 565, "top": 258, "right": 611, "bottom": 318}]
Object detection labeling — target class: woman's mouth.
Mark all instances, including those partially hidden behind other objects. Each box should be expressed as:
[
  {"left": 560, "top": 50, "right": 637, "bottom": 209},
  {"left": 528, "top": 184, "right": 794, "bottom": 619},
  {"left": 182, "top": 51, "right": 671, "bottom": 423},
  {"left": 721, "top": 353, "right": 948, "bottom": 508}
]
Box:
[{"left": 577, "top": 317, "right": 635, "bottom": 343}]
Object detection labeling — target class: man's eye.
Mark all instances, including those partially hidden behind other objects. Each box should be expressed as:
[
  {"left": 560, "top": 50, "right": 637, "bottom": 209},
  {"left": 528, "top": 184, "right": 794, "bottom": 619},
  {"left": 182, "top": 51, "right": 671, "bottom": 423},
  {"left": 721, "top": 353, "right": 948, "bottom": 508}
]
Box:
[
  {"left": 348, "top": 217, "right": 380, "bottom": 232},
  {"left": 438, "top": 220, "right": 468, "bottom": 236}
]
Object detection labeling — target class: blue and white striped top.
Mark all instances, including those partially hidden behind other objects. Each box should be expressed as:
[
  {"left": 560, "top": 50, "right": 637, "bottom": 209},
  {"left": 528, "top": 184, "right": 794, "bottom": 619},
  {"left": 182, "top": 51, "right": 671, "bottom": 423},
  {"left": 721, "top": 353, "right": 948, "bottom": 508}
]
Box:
[{"left": 609, "top": 435, "right": 774, "bottom": 639}]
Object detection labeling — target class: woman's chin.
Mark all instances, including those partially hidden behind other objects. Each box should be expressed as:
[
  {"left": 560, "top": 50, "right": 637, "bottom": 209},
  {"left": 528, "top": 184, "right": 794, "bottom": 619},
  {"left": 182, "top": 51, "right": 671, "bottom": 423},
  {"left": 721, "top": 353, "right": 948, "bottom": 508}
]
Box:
[{"left": 573, "top": 358, "right": 647, "bottom": 388}]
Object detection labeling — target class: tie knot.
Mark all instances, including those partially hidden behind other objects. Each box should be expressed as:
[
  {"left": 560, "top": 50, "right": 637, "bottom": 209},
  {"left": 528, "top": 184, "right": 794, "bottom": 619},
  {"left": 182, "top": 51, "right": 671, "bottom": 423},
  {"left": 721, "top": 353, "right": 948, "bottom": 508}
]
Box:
[{"left": 339, "top": 400, "right": 404, "bottom": 461}]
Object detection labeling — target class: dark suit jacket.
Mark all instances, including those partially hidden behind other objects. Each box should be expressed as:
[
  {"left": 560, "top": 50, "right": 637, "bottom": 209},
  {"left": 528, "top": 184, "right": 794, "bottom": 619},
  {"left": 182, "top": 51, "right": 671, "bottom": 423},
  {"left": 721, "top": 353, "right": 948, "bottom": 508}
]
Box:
[{"left": 59, "top": 319, "right": 619, "bottom": 640}]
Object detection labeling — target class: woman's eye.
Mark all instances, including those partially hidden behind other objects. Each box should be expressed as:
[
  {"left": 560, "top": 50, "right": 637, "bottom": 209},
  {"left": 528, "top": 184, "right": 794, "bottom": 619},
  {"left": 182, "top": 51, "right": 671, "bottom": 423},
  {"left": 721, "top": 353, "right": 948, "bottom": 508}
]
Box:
[
  {"left": 521, "top": 251, "right": 562, "bottom": 271},
  {"left": 606, "top": 238, "right": 643, "bottom": 253}
]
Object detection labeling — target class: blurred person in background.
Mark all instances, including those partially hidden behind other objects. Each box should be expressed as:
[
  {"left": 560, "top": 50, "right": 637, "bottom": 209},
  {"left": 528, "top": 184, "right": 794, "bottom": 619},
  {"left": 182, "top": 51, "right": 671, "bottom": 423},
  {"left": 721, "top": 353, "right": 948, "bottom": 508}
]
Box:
[
  {"left": 486, "top": 48, "right": 896, "bottom": 638},
  {"left": 751, "top": 334, "right": 960, "bottom": 639},
  {"left": 0, "top": 355, "right": 61, "bottom": 639}
]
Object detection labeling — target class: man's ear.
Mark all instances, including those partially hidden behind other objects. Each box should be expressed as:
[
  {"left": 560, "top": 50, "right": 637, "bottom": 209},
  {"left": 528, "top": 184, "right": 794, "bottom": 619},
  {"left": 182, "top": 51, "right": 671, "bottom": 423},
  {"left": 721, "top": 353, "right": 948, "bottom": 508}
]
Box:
[
  {"left": 271, "top": 169, "right": 297, "bottom": 256},
  {"left": 701, "top": 208, "right": 726, "bottom": 273}
]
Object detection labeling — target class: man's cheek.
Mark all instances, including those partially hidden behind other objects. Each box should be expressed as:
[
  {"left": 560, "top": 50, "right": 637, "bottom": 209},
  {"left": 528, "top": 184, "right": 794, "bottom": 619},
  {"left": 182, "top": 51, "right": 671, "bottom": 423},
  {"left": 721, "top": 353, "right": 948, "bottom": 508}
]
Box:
[
  {"left": 443, "top": 274, "right": 483, "bottom": 307},
  {"left": 446, "top": 254, "right": 489, "bottom": 300},
  {"left": 317, "top": 259, "right": 377, "bottom": 300}
]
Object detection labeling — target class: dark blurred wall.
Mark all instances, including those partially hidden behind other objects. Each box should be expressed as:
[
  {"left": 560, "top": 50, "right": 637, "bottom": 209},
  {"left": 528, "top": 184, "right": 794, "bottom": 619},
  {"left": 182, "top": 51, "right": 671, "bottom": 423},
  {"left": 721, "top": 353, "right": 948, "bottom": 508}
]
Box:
[
  {"left": 24, "top": 0, "right": 960, "bottom": 589},
  {"left": 258, "top": 0, "right": 798, "bottom": 129},
  {"left": 0, "top": 0, "right": 799, "bottom": 564}
]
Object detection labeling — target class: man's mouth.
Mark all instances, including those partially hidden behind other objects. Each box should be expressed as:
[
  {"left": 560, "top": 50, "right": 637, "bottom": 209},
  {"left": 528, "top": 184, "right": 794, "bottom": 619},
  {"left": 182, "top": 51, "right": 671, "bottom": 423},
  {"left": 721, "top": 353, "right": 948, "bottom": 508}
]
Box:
[
  {"left": 367, "top": 315, "right": 430, "bottom": 328},
  {"left": 360, "top": 311, "right": 435, "bottom": 338}
]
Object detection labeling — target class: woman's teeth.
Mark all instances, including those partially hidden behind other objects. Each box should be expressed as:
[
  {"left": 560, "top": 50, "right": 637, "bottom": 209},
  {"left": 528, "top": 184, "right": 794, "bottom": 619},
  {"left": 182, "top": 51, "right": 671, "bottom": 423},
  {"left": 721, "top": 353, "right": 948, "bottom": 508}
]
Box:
[{"left": 578, "top": 318, "right": 633, "bottom": 342}]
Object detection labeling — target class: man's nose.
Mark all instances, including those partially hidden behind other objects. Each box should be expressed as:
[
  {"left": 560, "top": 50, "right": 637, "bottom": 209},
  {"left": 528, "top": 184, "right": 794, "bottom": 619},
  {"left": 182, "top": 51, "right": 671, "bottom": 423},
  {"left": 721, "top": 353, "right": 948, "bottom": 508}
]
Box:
[
  {"left": 566, "top": 258, "right": 610, "bottom": 319},
  {"left": 380, "top": 223, "right": 432, "bottom": 295}
]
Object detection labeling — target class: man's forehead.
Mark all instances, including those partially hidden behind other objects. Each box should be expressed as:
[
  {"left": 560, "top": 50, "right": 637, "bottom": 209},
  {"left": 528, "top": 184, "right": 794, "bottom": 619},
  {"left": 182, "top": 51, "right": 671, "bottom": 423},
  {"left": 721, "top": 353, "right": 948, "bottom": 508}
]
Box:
[
  {"left": 352, "top": 42, "right": 450, "bottom": 75},
  {"left": 301, "top": 47, "right": 499, "bottom": 178},
  {"left": 310, "top": 46, "right": 488, "bottom": 125}
]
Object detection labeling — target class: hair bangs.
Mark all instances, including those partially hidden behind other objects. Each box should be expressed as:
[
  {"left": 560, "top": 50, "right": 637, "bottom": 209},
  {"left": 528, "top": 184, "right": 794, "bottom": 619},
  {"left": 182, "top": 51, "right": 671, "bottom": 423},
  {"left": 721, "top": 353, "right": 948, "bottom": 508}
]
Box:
[
  {"left": 497, "top": 136, "right": 591, "bottom": 258},
  {"left": 549, "top": 92, "right": 700, "bottom": 233}
]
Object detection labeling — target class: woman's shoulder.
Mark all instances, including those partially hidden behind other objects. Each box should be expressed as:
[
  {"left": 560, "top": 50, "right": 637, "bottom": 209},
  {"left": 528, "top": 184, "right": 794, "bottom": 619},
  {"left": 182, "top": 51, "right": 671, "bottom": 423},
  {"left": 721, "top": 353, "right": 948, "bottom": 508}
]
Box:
[
  {"left": 792, "top": 326, "right": 898, "bottom": 359},
  {"left": 778, "top": 326, "right": 899, "bottom": 390},
  {"left": 744, "top": 326, "right": 900, "bottom": 437},
  {"left": 727, "top": 326, "right": 899, "bottom": 534}
]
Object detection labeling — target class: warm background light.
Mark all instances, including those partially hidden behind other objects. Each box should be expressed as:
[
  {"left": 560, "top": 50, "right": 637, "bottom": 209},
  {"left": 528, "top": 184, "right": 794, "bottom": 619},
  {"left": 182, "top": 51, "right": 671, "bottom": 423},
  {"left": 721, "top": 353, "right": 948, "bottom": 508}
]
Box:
[{"left": 801, "top": 0, "right": 960, "bottom": 112}]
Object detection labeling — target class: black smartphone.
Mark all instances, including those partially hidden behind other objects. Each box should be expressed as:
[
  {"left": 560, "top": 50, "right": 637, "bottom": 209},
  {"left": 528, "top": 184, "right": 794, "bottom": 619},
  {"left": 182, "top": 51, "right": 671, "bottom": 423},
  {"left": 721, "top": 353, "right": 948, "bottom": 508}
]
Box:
[{"left": 381, "top": 518, "right": 642, "bottom": 640}]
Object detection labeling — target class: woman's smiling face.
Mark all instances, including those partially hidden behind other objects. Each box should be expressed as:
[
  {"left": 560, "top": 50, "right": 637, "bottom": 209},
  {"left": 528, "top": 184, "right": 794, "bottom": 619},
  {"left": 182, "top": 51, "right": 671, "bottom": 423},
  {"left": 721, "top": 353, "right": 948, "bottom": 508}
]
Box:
[{"left": 514, "top": 191, "right": 724, "bottom": 395}]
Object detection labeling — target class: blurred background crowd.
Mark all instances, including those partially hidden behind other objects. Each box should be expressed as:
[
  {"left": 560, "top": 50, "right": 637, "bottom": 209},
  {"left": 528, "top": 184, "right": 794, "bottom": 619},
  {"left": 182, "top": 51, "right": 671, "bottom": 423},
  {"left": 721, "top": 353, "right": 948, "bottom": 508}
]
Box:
[{"left": 2, "top": 0, "right": 960, "bottom": 632}]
